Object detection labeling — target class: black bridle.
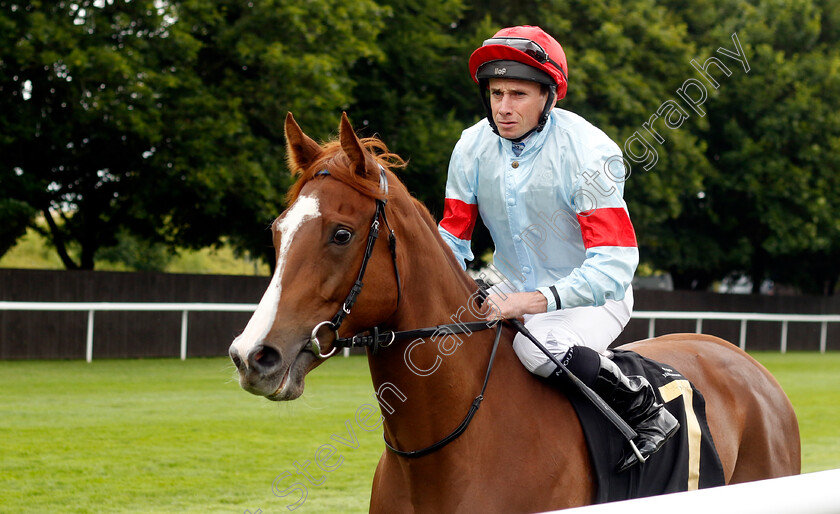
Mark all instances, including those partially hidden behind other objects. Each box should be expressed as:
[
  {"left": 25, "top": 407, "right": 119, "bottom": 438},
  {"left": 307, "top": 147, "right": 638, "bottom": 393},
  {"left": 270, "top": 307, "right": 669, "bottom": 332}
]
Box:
[
  {"left": 304, "top": 165, "right": 502, "bottom": 458},
  {"left": 307, "top": 165, "right": 401, "bottom": 359}
]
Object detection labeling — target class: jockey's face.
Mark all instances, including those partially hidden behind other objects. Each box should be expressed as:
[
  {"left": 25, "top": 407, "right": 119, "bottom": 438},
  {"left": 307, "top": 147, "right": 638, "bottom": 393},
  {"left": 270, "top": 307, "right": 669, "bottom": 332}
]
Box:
[{"left": 489, "top": 78, "right": 548, "bottom": 140}]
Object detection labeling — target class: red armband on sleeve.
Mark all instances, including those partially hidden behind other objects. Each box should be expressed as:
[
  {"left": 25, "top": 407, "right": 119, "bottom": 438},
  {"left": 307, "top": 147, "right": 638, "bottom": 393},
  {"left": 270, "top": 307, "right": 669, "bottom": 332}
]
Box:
[
  {"left": 577, "top": 207, "right": 637, "bottom": 248},
  {"left": 440, "top": 198, "right": 478, "bottom": 240}
]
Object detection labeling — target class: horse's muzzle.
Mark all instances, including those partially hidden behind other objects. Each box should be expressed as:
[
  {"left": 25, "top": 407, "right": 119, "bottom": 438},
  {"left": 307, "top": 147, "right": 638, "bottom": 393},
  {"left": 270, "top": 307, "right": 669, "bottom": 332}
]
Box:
[{"left": 229, "top": 342, "right": 312, "bottom": 400}]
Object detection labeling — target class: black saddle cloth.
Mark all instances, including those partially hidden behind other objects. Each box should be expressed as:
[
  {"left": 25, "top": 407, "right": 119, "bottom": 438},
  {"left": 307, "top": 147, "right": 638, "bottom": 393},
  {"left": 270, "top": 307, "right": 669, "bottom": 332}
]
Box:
[{"left": 566, "top": 349, "right": 726, "bottom": 503}]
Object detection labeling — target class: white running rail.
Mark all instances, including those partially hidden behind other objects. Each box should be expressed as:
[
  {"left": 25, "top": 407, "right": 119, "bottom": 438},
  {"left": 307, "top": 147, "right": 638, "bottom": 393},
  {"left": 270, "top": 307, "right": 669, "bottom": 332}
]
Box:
[
  {"left": 634, "top": 311, "right": 840, "bottom": 353},
  {"left": 0, "top": 301, "right": 257, "bottom": 362},
  {"left": 0, "top": 302, "right": 838, "bottom": 361}
]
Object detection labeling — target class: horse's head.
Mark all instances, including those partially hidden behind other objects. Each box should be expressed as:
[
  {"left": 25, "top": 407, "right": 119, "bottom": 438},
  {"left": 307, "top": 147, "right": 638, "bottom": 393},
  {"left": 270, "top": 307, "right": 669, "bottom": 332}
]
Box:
[{"left": 229, "top": 112, "right": 406, "bottom": 400}]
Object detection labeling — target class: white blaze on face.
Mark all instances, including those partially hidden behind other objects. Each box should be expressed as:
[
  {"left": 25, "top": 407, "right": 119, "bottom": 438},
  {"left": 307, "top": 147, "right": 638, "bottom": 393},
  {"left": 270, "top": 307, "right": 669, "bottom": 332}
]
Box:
[{"left": 231, "top": 194, "right": 320, "bottom": 360}]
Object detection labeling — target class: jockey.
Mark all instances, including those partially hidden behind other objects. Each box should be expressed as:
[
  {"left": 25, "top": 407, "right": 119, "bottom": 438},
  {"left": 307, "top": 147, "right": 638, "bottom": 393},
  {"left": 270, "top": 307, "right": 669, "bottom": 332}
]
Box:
[{"left": 438, "top": 25, "right": 678, "bottom": 470}]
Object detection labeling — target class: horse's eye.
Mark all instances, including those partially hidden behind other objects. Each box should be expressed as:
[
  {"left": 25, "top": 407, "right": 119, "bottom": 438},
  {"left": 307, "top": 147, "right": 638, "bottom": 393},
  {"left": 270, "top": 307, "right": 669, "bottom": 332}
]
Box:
[{"left": 331, "top": 228, "right": 353, "bottom": 245}]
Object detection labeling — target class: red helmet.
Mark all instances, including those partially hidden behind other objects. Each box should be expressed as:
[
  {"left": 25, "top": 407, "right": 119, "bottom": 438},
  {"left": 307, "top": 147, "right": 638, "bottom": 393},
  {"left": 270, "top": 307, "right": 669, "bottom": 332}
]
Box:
[{"left": 469, "top": 25, "right": 568, "bottom": 100}]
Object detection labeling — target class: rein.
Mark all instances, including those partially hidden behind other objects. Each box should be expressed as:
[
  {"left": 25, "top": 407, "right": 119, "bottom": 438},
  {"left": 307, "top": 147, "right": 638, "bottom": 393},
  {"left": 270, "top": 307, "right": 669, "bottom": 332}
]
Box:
[
  {"left": 384, "top": 322, "right": 502, "bottom": 458},
  {"left": 306, "top": 166, "right": 502, "bottom": 458},
  {"left": 331, "top": 320, "right": 495, "bottom": 354}
]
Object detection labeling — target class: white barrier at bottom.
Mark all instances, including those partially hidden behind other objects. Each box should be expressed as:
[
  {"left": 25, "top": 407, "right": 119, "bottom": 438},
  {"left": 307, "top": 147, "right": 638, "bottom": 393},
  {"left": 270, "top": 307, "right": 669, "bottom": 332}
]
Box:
[{"left": 547, "top": 469, "right": 840, "bottom": 514}]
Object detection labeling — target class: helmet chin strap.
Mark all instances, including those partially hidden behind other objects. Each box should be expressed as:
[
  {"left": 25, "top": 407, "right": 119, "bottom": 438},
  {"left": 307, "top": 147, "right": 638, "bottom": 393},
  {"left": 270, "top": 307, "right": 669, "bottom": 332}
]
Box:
[{"left": 479, "top": 83, "right": 558, "bottom": 142}]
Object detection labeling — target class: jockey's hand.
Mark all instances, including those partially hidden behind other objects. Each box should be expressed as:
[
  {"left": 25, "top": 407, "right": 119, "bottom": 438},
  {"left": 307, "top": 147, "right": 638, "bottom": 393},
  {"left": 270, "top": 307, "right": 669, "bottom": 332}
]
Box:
[{"left": 483, "top": 291, "right": 548, "bottom": 322}]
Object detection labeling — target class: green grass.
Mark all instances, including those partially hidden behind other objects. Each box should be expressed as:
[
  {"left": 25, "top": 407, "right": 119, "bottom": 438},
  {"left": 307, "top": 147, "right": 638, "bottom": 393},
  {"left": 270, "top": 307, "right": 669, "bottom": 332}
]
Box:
[
  {"left": 1, "top": 353, "right": 838, "bottom": 513},
  {"left": 0, "top": 357, "right": 382, "bottom": 513}
]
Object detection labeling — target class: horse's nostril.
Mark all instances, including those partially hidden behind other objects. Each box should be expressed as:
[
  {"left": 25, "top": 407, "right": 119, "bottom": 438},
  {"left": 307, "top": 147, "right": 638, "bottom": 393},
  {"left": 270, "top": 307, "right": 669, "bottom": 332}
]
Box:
[
  {"left": 248, "top": 345, "right": 281, "bottom": 372},
  {"left": 230, "top": 349, "right": 243, "bottom": 371}
]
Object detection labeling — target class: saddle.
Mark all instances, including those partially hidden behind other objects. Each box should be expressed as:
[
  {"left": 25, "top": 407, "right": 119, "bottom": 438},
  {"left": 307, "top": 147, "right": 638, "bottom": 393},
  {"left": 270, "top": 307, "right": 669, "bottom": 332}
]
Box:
[{"left": 567, "top": 349, "right": 725, "bottom": 503}]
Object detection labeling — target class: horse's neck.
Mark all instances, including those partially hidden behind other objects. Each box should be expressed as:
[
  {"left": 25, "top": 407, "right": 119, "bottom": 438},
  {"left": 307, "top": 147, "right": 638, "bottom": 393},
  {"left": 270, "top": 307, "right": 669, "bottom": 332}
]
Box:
[
  {"left": 381, "top": 193, "right": 478, "bottom": 331},
  {"left": 388, "top": 193, "right": 482, "bottom": 335},
  {"left": 367, "top": 199, "right": 506, "bottom": 453},
  {"left": 363, "top": 194, "right": 593, "bottom": 504}
]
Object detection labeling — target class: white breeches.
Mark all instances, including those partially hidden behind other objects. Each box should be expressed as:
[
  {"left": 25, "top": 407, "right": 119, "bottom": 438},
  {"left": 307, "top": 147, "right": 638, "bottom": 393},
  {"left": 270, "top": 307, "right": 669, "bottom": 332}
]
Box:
[{"left": 489, "top": 281, "right": 634, "bottom": 378}]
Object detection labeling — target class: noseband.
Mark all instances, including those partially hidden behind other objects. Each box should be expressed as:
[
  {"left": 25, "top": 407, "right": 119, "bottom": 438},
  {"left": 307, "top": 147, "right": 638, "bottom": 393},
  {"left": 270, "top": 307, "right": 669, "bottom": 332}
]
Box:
[{"left": 308, "top": 165, "right": 401, "bottom": 359}]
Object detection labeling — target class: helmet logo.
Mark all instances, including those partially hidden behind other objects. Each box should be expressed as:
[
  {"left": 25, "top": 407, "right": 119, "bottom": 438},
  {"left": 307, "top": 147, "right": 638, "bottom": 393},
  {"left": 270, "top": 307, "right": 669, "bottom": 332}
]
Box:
[{"left": 494, "top": 67, "right": 507, "bottom": 75}]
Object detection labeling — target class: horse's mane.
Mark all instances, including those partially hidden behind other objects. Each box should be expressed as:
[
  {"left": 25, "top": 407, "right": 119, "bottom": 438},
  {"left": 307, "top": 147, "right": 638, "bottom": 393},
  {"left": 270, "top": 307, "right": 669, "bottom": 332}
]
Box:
[{"left": 285, "top": 136, "right": 407, "bottom": 205}]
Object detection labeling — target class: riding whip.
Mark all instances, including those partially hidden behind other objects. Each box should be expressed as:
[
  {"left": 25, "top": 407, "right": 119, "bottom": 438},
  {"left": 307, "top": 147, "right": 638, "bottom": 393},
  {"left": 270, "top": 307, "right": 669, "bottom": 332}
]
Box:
[
  {"left": 473, "top": 280, "right": 644, "bottom": 464},
  {"left": 507, "top": 317, "right": 646, "bottom": 465}
]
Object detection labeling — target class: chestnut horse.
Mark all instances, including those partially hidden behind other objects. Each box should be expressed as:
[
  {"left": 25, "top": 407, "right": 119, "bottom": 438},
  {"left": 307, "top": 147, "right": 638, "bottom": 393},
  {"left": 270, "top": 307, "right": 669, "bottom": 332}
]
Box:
[{"left": 229, "top": 113, "right": 800, "bottom": 512}]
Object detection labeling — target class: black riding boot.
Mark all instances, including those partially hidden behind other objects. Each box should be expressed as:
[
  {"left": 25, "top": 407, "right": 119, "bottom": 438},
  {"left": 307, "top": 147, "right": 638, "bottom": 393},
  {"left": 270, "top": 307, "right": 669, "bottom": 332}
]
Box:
[{"left": 546, "top": 346, "right": 680, "bottom": 472}]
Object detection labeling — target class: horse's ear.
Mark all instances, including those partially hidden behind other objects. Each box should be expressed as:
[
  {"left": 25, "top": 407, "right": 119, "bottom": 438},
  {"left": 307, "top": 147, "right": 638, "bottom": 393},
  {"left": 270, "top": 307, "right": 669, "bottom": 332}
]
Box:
[
  {"left": 285, "top": 112, "right": 322, "bottom": 172},
  {"left": 339, "top": 112, "right": 371, "bottom": 178}
]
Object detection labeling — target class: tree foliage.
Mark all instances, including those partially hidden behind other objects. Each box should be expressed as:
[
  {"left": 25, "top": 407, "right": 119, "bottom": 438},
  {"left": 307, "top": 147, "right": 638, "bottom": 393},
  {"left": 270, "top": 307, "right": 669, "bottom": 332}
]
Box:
[
  {"left": 652, "top": 0, "right": 840, "bottom": 293},
  {"left": 0, "top": 0, "right": 385, "bottom": 269},
  {"left": 1, "top": 0, "right": 837, "bottom": 294}
]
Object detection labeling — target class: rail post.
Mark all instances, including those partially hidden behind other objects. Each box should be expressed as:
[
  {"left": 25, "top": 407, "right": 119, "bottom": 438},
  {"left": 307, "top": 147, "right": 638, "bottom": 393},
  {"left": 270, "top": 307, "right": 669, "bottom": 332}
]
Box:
[
  {"left": 820, "top": 321, "right": 827, "bottom": 354},
  {"left": 86, "top": 310, "right": 95, "bottom": 363},
  {"left": 780, "top": 320, "right": 789, "bottom": 353},
  {"left": 180, "top": 310, "right": 189, "bottom": 360}
]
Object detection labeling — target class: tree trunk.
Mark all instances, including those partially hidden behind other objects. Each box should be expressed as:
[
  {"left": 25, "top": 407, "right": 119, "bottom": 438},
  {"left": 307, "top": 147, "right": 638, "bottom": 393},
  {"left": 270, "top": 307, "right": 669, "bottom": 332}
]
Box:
[
  {"left": 42, "top": 208, "right": 79, "bottom": 270},
  {"left": 750, "top": 247, "right": 766, "bottom": 295}
]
